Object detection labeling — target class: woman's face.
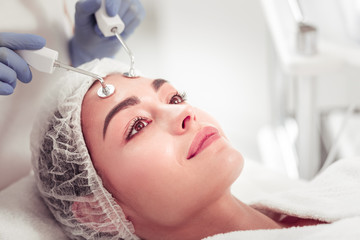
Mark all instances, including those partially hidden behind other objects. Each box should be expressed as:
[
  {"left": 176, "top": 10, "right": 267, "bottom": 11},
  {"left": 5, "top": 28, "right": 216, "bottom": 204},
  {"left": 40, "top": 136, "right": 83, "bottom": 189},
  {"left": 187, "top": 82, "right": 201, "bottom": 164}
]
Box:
[{"left": 81, "top": 74, "right": 244, "bottom": 229}]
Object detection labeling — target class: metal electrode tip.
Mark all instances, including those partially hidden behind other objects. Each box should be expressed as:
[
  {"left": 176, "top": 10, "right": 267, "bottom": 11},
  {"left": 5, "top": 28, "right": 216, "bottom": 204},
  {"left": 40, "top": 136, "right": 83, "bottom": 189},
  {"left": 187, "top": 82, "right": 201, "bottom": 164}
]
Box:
[
  {"left": 96, "top": 77, "right": 115, "bottom": 98},
  {"left": 97, "top": 84, "right": 115, "bottom": 98},
  {"left": 123, "top": 69, "right": 139, "bottom": 78}
]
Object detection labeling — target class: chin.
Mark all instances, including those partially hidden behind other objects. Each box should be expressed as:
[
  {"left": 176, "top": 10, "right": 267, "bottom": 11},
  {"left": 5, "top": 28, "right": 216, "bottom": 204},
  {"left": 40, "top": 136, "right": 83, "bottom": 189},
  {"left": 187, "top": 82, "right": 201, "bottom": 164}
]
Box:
[
  {"left": 227, "top": 147, "right": 244, "bottom": 179},
  {"left": 223, "top": 143, "right": 244, "bottom": 179},
  {"left": 214, "top": 143, "right": 244, "bottom": 187}
]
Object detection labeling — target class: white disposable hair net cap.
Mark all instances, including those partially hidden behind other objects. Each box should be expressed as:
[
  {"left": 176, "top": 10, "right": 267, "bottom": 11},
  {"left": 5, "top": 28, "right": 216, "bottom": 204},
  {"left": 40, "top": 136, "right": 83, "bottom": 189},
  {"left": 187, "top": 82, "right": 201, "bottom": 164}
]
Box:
[{"left": 31, "top": 58, "right": 140, "bottom": 240}]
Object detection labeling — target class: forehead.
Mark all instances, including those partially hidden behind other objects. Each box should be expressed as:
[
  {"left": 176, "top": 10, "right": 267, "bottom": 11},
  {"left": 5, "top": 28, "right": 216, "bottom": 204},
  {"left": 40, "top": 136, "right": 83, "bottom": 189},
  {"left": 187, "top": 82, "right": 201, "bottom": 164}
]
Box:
[
  {"left": 90, "top": 74, "right": 154, "bottom": 96},
  {"left": 83, "top": 74, "right": 155, "bottom": 106}
]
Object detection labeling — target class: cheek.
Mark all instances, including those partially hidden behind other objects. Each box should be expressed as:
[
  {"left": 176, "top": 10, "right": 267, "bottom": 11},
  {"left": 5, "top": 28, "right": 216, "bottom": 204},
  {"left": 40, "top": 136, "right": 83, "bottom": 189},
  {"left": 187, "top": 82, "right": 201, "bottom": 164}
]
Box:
[
  {"left": 103, "top": 131, "right": 181, "bottom": 198},
  {"left": 102, "top": 132, "right": 199, "bottom": 224}
]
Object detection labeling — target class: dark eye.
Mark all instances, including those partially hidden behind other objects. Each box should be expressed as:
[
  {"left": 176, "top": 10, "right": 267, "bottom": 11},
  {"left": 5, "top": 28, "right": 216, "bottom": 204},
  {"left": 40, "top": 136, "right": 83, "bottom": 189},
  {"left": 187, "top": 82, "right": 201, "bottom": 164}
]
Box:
[
  {"left": 134, "top": 120, "right": 146, "bottom": 132},
  {"left": 169, "top": 92, "right": 186, "bottom": 104},
  {"left": 127, "top": 117, "right": 150, "bottom": 140}
]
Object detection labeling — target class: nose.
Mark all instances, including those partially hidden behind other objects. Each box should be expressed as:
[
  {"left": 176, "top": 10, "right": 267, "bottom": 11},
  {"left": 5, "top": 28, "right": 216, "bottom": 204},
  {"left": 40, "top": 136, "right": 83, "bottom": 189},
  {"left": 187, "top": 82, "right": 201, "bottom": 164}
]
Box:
[{"left": 158, "top": 104, "right": 196, "bottom": 135}]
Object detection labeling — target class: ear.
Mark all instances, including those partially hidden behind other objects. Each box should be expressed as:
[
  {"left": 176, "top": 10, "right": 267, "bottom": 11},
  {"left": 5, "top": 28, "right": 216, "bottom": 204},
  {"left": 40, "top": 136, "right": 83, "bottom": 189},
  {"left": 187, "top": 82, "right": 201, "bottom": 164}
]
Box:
[{"left": 71, "top": 197, "right": 119, "bottom": 232}]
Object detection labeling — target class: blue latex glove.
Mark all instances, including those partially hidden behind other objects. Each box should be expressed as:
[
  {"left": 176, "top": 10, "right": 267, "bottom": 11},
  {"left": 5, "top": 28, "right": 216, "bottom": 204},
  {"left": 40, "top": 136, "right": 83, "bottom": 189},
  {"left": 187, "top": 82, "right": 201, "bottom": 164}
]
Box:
[
  {"left": 69, "top": 0, "right": 145, "bottom": 67},
  {"left": 0, "top": 33, "right": 46, "bottom": 95}
]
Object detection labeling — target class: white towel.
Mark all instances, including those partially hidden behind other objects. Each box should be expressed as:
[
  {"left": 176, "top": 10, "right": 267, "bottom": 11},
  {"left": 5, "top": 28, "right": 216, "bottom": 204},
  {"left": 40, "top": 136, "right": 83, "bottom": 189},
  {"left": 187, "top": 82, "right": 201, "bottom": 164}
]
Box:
[
  {"left": 0, "top": 173, "right": 68, "bottom": 240},
  {"left": 204, "top": 158, "right": 360, "bottom": 239},
  {"left": 203, "top": 217, "right": 360, "bottom": 240}
]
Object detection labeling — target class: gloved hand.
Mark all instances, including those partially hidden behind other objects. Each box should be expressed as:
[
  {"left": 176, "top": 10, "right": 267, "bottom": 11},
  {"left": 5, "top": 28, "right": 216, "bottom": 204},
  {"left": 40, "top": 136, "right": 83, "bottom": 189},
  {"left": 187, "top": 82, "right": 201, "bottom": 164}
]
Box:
[
  {"left": 69, "top": 0, "right": 145, "bottom": 67},
  {"left": 0, "top": 32, "right": 46, "bottom": 95}
]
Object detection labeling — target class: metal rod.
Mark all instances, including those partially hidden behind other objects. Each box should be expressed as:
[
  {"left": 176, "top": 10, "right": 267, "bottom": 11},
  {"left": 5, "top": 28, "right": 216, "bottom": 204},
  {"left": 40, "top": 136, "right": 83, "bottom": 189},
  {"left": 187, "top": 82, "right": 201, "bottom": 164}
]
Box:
[
  {"left": 54, "top": 60, "right": 110, "bottom": 95},
  {"left": 112, "top": 28, "right": 136, "bottom": 77},
  {"left": 54, "top": 60, "right": 104, "bottom": 84}
]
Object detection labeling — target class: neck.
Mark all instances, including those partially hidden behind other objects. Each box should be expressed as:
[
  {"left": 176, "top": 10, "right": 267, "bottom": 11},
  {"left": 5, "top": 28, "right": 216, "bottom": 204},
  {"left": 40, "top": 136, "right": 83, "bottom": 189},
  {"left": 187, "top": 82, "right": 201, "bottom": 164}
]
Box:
[{"left": 145, "top": 190, "right": 282, "bottom": 240}]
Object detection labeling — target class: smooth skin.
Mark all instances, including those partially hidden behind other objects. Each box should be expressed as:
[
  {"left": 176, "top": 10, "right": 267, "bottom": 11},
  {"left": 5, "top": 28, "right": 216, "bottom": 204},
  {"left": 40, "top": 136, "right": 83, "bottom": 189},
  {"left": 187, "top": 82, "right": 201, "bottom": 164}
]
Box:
[{"left": 81, "top": 74, "right": 283, "bottom": 239}]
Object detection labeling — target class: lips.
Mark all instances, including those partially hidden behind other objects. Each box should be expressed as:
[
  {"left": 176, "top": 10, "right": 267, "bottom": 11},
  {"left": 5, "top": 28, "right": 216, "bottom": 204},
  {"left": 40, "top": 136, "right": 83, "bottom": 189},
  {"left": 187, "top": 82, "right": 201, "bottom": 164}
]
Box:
[{"left": 187, "top": 126, "right": 221, "bottom": 159}]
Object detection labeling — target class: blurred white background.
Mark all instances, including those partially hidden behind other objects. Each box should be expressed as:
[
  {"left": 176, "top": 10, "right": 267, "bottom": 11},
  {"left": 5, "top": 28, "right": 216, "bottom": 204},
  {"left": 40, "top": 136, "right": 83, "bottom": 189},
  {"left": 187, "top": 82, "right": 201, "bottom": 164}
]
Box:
[{"left": 117, "top": 0, "right": 270, "bottom": 161}]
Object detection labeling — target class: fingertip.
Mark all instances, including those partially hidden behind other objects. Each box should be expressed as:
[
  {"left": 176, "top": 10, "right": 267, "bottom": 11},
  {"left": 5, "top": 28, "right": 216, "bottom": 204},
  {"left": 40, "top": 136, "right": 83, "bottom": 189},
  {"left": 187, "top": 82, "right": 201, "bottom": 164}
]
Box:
[
  {"left": 106, "top": 0, "right": 121, "bottom": 16},
  {"left": 19, "top": 68, "right": 32, "bottom": 84},
  {"left": 38, "top": 35, "right": 46, "bottom": 47},
  {"left": 0, "top": 48, "right": 33, "bottom": 84},
  {"left": 28, "top": 34, "right": 46, "bottom": 49},
  {"left": 0, "top": 63, "right": 17, "bottom": 88},
  {"left": 0, "top": 82, "right": 14, "bottom": 95},
  {"left": 14, "top": 61, "right": 32, "bottom": 84},
  {"left": 0, "top": 33, "right": 46, "bottom": 50},
  {"left": 10, "top": 52, "right": 34, "bottom": 83},
  {"left": 8, "top": 70, "right": 17, "bottom": 88}
]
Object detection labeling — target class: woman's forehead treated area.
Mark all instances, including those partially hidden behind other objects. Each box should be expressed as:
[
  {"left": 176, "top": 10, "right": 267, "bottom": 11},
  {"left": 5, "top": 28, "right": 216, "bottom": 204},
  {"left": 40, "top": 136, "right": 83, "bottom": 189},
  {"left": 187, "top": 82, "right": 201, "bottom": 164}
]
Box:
[
  {"left": 81, "top": 74, "right": 169, "bottom": 135},
  {"left": 83, "top": 74, "right": 155, "bottom": 109},
  {"left": 89, "top": 74, "right": 152, "bottom": 98}
]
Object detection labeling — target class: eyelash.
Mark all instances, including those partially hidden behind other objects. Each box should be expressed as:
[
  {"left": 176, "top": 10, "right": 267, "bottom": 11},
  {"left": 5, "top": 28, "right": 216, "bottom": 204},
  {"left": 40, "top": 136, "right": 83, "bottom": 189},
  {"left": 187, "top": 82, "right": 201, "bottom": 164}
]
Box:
[
  {"left": 125, "top": 91, "right": 187, "bottom": 140},
  {"left": 170, "top": 91, "right": 187, "bottom": 104}
]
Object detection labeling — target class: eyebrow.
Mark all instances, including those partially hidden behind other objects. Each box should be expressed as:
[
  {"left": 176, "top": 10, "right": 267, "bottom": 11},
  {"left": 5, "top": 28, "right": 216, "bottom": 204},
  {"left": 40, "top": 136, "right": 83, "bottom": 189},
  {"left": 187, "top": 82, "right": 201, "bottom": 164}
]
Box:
[
  {"left": 103, "top": 96, "right": 140, "bottom": 139},
  {"left": 152, "top": 78, "right": 168, "bottom": 91},
  {"left": 102, "top": 79, "right": 168, "bottom": 139}
]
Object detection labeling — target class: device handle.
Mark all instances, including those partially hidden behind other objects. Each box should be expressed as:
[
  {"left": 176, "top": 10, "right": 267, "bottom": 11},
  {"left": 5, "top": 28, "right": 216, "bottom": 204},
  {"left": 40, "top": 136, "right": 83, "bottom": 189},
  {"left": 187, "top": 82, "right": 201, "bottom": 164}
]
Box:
[
  {"left": 16, "top": 47, "right": 58, "bottom": 74},
  {"left": 95, "top": 0, "right": 125, "bottom": 37}
]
